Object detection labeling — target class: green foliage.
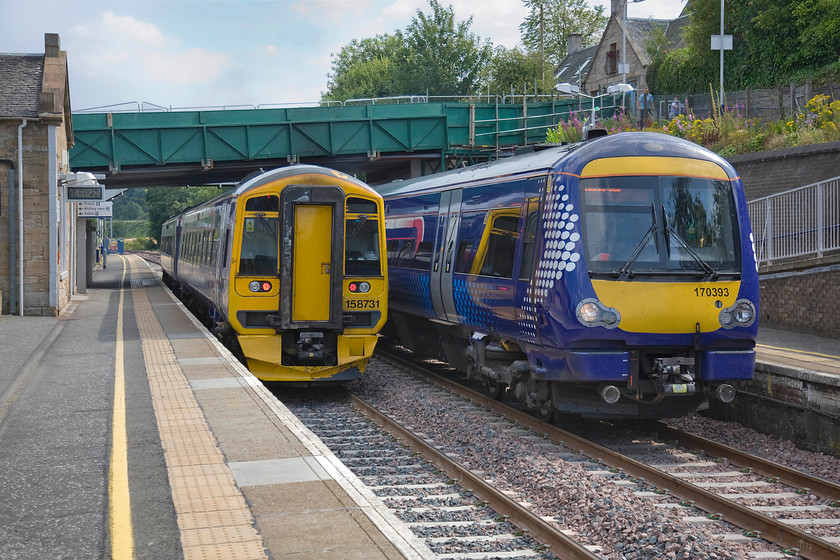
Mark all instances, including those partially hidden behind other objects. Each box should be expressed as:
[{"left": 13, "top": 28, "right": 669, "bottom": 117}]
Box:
[
  {"left": 519, "top": 0, "right": 607, "bottom": 67},
  {"left": 144, "top": 186, "right": 230, "bottom": 244},
  {"left": 323, "top": 0, "right": 492, "bottom": 100},
  {"left": 547, "top": 94, "right": 840, "bottom": 157},
  {"left": 125, "top": 237, "right": 158, "bottom": 251},
  {"left": 664, "top": 0, "right": 840, "bottom": 93},
  {"left": 483, "top": 46, "right": 555, "bottom": 95}
]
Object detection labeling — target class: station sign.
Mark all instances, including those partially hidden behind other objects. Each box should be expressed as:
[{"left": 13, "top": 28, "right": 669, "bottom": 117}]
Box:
[
  {"left": 77, "top": 201, "right": 113, "bottom": 218},
  {"left": 67, "top": 185, "right": 104, "bottom": 201}
]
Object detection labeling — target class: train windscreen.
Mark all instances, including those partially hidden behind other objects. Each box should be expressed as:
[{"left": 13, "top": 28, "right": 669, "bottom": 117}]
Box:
[
  {"left": 580, "top": 176, "right": 741, "bottom": 277},
  {"left": 238, "top": 216, "right": 278, "bottom": 275},
  {"left": 345, "top": 215, "right": 381, "bottom": 276}
]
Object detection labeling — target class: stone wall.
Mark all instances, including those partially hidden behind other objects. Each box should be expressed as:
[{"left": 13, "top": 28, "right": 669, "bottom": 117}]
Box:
[{"left": 727, "top": 141, "right": 840, "bottom": 200}]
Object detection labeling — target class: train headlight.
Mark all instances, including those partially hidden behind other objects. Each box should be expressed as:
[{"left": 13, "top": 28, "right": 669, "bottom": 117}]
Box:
[
  {"left": 348, "top": 281, "right": 371, "bottom": 293},
  {"left": 576, "top": 299, "right": 621, "bottom": 329},
  {"left": 249, "top": 281, "right": 272, "bottom": 293},
  {"left": 719, "top": 299, "right": 756, "bottom": 329}
]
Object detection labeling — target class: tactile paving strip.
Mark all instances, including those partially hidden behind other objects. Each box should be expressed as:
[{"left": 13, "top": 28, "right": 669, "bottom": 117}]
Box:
[{"left": 130, "top": 264, "right": 268, "bottom": 560}]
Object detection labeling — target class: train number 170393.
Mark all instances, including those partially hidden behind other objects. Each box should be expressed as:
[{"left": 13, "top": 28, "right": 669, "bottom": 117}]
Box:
[{"left": 694, "top": 287, "right": 730, "bottom": 297}]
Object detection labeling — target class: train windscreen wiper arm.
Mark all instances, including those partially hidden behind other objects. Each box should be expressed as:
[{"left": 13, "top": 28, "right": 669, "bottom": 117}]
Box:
[
  {"left": 662, "top": 211, "right": 718, "bottom": 279},
  {"left": 619, "top": 203, "right": 657, "bottom": 278}
]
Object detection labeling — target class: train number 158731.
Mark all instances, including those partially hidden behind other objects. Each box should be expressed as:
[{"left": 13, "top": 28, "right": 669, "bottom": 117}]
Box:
[
  {"left": 694, "top": 287, "right": 729, "bottom": 297},
  {"left": 346, "top": 299, "right": 379, "bottom": 309}
]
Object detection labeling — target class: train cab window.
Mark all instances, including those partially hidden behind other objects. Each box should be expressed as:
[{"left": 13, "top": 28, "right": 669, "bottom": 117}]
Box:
[
  {"left": 347, "top": 197, "right": 377, "bottom": 214},
  {"left": 345, "top": 215, "right": 381, "bottom": 276},
  {"left": 476, "top": 214, "right": 519, "bottom": 278},
  {"left": 245, "top": 195, "right": 279, "bottom": 212},
  {"left": 239, "top": 216, "right": 278, "bottom": 275}
]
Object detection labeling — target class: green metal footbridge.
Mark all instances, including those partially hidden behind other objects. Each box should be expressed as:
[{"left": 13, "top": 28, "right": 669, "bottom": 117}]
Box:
[{"left": 69, "top": 96, "right": 617, "bottom": 187}]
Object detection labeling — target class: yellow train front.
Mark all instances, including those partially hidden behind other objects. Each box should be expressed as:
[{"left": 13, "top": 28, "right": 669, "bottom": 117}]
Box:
[{"left": 160, "top": 165, "right": 387, "bottom": 383}]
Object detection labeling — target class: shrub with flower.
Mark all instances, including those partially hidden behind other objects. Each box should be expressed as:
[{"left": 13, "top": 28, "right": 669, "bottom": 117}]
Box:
[{"left": 545, "top": 92, "right": 839, "bottom": 155}]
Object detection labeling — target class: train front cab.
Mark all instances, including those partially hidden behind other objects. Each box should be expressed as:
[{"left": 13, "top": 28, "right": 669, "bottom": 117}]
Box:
[
  {"left": 231, "top": 179, "right": 386, "bottom": 382},
  {"left": 544, "top": 151, "right": 760, "bottom": 418}
]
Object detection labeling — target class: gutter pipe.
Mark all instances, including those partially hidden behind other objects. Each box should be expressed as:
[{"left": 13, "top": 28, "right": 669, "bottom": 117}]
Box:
[{"left": 18, "top": 119, "right": 26, "bottom": 316}]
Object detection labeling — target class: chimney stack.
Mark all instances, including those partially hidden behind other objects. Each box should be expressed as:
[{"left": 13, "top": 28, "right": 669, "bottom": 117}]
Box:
[{"left": 567, "top": 34, "right": 582, "bottom": 54}]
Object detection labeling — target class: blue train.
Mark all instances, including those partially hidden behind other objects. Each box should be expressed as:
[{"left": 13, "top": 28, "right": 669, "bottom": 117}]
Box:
[{"left": 376, "top": 132, "right": 759, "bottom": 419}]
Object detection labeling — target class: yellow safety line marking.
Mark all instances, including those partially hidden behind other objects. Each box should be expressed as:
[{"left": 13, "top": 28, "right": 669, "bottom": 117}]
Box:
[
  {"left": 110, "top": 255, "right": 135, "bottom": 559},
  {"left": 757, "top": 343, "right": 840, "bottom": 361}
]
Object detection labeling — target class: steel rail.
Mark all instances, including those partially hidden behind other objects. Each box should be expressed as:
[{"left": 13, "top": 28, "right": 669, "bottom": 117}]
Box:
[
  {"left": 376, "top": 350, "right": 840, "bottom": 560},
  {"left": 346, "top": 391, "right": 604, "bottom": 560},
  {"left": 645, "top": 421, "right": 840, "bottom": 501}
]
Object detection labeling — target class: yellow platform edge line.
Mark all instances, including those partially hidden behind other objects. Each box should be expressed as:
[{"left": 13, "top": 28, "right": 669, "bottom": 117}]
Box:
[{"left": 110, "top": 255, "right": 136, "bottom": 559}]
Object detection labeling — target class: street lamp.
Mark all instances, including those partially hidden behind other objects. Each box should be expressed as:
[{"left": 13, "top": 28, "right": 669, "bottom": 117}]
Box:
[
  {"left": 555, "top": 83, "right": 634, "bottom": 138},
  {"left": 621, "top": 0, "right": 646, "bottom": 106}
]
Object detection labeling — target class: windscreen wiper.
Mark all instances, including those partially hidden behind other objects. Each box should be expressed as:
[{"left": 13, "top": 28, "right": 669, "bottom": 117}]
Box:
[
  {"left": 661, "top": 205, "right": 718, "bottom": 279},
  {"left": 618, "top": 203, "right": 657, "bottom": 278}
]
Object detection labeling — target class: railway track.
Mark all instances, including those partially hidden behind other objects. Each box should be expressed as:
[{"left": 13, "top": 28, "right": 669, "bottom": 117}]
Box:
[
  {"left": 371, "top": 348, "right": 840, "bottom": 560},
  {"left": 280, "top": 388, "right": 600, "bottom": 560}
]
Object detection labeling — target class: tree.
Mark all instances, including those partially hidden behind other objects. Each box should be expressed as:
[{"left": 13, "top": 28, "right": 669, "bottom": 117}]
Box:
[
  {"left": 322, "top": 0, "right": 492, "bottom": 100},
  {"left": 483, "top": 46, "right": 555, "bottom": 95},
  {"left": 519, "top": 0, "right": 607, "bottom": 68},
  {"left": 653, "top": 0, "right": 840, "bottom": 94},
  {"left": 144, "top": 186, "right": 229, "bottom": 243},
  {"left": 324, "top": 34, "right": 405, "bottom": 101},
  {"left": 397, "top": 0, "right": 493, "bottom": 96}
]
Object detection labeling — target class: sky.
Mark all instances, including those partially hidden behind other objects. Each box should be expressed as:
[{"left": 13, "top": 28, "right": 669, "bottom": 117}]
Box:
[{"left": 4, "top": 0, "right": 686, "bottom": 112}]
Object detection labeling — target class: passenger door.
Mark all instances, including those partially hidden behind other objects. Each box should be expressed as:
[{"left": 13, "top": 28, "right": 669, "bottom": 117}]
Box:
[{"left": 430, "top": 189, "right": 462, "bottom": 322}]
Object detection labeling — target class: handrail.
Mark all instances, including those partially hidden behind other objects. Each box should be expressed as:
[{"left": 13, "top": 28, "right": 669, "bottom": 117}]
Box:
[{"left": 747, "top": 176, "right": 840, "bottom": 265}]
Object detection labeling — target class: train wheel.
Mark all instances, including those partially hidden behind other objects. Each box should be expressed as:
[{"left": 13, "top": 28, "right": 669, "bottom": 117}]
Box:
[
  {"left": 536, "top": 403, "right": 555, "bottom": 423},
  {"left": 485, "top": 378, "right": 507, "bottom": 400}
]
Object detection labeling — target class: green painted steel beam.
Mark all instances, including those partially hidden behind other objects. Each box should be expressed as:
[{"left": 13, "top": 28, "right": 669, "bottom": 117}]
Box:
[{"left": 70, "top": 100, "right": 578, "bottom": 172}]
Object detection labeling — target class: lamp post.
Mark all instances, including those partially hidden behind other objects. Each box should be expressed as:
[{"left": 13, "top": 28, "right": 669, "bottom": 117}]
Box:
[
  {"left": 621, "top": 0, "right": 646, "bottom": 87},
  {"left": 555, "top": 83, "right": 633, "bottom": 138}
]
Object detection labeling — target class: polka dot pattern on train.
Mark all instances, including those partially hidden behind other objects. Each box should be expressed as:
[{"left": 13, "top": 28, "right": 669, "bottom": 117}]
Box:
[{"left": 530, "top": 181, "right": 581, "bottom": 301}]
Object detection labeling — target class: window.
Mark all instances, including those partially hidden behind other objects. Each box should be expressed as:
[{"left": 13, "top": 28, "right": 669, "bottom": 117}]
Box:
[
  {"left": 607, "top": 42, "right": 618, "bottom": 75},
  {"left": 519, "top": 199, "right": 540, "bottom": 280},
  {"left": 581, "top": 176, "right": 741, "bottom": 276},
  {"left": 345, "top": 215, "right": 381, "bottom": 276},
  {"left": 474, "top": 213, "right": 520, "bottom": 278},
  {"left": 239, "top": 216, "right": 278, "bottom": 275}
]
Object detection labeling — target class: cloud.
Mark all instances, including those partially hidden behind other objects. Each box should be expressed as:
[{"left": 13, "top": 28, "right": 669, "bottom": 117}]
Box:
[
  {"left": 68, "top": 8, "right": 232, "bottom": 95},
  {"left": 292, "top": 0, "right": 373, "bottom": 23},
  {"left": 265, "top": 44, "right": 280, "bottom": 57}
]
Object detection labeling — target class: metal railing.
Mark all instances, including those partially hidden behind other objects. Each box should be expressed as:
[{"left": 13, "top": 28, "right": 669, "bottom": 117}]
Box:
[{"left": 748, "top": 176, "right": 840, "bottom": 265}]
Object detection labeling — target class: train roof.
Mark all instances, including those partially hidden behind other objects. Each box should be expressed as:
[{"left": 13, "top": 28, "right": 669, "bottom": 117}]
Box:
[
  {"left": 374, "top": 132, "right": 739, "bottom": 198},
  {"left": 161, "top": 164, "right": 376, "bottom": 226}
]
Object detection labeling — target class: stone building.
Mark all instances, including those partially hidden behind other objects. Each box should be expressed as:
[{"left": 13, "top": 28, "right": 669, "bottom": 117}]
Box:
[
  {"left": 0, "top": 34, "right": 75, "bottom": 315},
  {"left": 556, "top": 0, "right": 689, "bottom": 102}
]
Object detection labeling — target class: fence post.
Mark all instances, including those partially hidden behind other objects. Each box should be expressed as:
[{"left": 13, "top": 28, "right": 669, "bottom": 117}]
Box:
[
  {"left": 469, "top": 103, "right": 475, "bottom": 148},
  {"left": 817, "top": 180, "right": 824, "bottom": 257},
  {"left": 745, "top": 86, "right": 751, "bottom": 119},
  {"left": 766, "top": 198, "right": 774, "bottom": 264}
]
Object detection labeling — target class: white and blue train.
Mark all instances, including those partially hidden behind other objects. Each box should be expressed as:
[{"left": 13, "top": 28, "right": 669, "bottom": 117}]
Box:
[{"left": 376, "top": 132, "right": 759, "bottom": 419}]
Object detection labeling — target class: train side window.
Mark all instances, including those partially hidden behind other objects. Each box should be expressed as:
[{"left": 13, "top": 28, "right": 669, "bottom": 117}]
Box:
[
  {"left": 519, "top": 201, "right": 540, "bottom": 280},
  {"left": 239, "top": 216, "right": 278, "bottom": 276},
  {"left": 477, "top": 215, "right": 519, "bottom": 278},
  {"left": 412, "top": 241, "right": 433, "bottom": 269},
  {"left": 245, "top": 195, "right": 279, "bottom": 212},
  {"left": 221, "top": 229, "right": 230, "bottom": 268}
]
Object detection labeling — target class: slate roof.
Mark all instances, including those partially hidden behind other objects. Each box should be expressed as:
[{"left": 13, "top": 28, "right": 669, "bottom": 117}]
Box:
[
  {"left": 0, "top": 55, "right": 44, "bottom": 118},
  {"left": 554, "top": 45, "right": 597, "bottom": 86}
]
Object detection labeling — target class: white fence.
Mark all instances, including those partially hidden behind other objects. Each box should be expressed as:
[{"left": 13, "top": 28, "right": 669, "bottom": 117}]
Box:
[{"left": 747, "top": 176, "right": 840, "bottom": 265}]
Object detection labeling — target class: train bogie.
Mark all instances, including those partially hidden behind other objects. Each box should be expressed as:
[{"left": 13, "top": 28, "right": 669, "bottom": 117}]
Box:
[
  {"left": 377, "top": 132, "right": 758, "bottom": 419},
  {"left": 161, "top": 165, "right": 387, "bottom": 383}
]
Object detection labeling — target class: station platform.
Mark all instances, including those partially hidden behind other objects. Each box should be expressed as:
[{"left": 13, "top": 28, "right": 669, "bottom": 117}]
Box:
[
  {"left": 0, "top": 254, "right": 838, "bottom": 559},
  {"left": 0, "top": 255, "right": 428, "bottom": 560}
]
